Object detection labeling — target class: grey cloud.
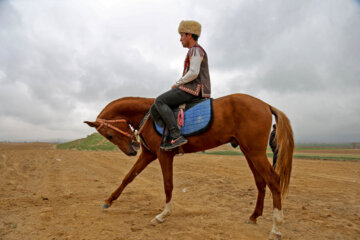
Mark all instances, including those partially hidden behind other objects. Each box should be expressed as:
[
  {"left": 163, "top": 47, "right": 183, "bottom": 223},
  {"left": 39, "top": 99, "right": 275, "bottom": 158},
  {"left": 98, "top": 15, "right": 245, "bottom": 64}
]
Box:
[
  {"left": 208, "top": 0, "right": 360, "bottom": 94},
  {"left": 1, "top": 0, "right": 360, "bottom": 142},
  {"left": 0, "top": 0, "right": 176, "bottom": 141},
  {"left": 204, "top": 0, "right": 360, "bottom": 142}
]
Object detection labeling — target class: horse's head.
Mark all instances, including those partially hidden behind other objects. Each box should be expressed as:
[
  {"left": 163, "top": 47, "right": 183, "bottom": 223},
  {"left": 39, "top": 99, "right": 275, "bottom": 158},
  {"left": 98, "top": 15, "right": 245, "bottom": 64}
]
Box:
[{"left": 84, "top": 120, "right": 140, "bottom": 156}]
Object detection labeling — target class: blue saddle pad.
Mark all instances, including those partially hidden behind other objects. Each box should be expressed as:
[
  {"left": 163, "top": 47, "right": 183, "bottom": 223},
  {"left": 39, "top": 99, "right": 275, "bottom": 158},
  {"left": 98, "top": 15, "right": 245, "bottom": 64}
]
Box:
[{"left": 154, "top": 99, "right": 213, "bottom": 137}]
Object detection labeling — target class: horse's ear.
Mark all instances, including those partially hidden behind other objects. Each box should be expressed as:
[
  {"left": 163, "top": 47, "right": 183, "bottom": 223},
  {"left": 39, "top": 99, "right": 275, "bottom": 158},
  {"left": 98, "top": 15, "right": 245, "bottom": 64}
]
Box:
[{"left": 84, "top": 121, "right": 100, "bottom": 128}]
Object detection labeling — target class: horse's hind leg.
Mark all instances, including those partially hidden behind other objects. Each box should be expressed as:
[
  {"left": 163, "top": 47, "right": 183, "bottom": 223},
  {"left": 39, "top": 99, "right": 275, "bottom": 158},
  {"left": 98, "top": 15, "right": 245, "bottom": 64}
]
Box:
[
  {"left": 244, "top": 151, "right": 283, "bottom": 239},
  {"left": 244, "top": 154, "right": 266, "bottom": 224}
]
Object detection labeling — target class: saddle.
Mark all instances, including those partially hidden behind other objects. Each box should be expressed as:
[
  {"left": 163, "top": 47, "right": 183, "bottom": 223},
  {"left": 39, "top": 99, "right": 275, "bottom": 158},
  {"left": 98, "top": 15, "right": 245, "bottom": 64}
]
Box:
[{"left": 150, "top": 98, "right": 213, "bottom": 137}]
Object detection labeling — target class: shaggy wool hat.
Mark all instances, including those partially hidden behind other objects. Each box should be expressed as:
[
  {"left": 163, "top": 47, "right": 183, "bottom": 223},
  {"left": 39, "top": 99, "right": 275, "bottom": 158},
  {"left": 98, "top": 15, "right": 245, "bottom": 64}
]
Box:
[{"left": 178, "top": 20, "right": 201, "bottom": 37}]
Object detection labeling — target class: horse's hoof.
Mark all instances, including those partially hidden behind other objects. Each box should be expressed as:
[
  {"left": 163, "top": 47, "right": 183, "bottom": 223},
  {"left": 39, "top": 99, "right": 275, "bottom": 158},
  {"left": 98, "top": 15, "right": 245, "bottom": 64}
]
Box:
[
  {"left": 246, "top": 218, "right": 257, "bottom": 224},
  {"left": 269, "top": 232, "right": 282, "bottom": 240},
  {"left": 102, "top": 203, "right": 111, "bottom": 209},
  {"left": 150, "top": 217, "right": 163, "bottom": 225}
]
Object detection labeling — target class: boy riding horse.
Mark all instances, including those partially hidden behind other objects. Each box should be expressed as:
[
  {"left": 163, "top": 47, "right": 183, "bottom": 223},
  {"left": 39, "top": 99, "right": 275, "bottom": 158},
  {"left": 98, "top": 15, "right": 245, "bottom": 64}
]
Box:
[{"left": 154, "top": 20, "right": 211, "bottom": 150}]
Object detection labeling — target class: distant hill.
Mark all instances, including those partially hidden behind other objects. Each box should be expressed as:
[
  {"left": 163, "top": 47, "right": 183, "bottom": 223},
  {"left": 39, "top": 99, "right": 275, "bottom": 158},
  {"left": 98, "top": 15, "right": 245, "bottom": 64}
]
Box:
[
  {"left": 57, "top": 133, "right": 360, "bottom": 160},
  {"left": 56, "top": 133, "right": 118, "bottom": 151}
]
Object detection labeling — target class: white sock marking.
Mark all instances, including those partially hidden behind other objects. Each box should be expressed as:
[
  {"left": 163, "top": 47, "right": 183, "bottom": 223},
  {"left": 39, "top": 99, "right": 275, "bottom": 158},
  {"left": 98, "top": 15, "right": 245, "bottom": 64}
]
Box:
[
  {"left": 271, "top": 208, "right": 284, "bottom": 235},
  {"left": 155, "top": 201, "right": 172, "bottom": 223}
]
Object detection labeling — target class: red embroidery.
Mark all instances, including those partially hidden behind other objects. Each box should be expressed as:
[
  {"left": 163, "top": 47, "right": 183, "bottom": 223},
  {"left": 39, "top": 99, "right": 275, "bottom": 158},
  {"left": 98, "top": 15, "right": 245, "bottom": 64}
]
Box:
[
  {"left": 178, "top": 84, "right": 201, "bottom": 96},
  {"left": 183, "top": 44, "right": 206, "bottom": 75}
]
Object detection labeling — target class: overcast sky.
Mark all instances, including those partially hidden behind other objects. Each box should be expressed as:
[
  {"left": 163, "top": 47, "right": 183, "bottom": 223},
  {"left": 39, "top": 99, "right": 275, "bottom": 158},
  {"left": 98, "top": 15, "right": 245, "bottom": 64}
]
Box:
[{"left": 1, "top": 0, "right": 359, "bottom": 143}]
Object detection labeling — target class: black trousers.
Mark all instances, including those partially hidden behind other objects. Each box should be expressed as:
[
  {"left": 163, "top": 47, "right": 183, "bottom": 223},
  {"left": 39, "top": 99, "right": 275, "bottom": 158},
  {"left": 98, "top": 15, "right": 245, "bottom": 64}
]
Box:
[{"left": 154, "top": 88, "right": 200, "bottom": 139}]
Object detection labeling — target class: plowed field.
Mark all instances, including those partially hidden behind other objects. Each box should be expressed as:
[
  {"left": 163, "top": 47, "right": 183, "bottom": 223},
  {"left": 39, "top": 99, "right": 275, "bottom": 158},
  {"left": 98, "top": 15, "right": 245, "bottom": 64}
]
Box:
[{"left": 0, "top": 143, "right": 359, "bottom": 239}]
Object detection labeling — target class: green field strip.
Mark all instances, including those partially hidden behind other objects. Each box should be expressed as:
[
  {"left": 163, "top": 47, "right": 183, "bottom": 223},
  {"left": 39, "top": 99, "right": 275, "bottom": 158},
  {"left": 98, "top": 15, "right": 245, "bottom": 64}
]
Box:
[{"left": 201, "top": 150, "right": 360, "bottom": 161}]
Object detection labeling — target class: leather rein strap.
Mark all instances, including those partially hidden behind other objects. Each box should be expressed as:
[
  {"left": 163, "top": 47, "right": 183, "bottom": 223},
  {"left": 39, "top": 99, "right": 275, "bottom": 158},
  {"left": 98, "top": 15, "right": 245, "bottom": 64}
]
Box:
[
  {"left": 96, "top": 114, "right": 150, "bottom": 144},
  {"left": 96, "top": 118, "right": 133, "bottom": 138}
]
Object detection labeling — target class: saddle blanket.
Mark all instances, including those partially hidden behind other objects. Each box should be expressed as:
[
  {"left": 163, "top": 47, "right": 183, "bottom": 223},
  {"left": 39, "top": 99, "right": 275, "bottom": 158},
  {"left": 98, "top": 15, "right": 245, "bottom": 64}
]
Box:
[{"left": 154, "top": 98, "right": 213, "bottom": 137}]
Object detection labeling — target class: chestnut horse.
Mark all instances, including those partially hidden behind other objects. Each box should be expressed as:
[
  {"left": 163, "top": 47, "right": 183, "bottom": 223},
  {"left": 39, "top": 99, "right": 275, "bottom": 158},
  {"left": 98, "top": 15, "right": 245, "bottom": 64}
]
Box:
[{"left": 85, "top": 93, "right": 294, "bottom": 239}]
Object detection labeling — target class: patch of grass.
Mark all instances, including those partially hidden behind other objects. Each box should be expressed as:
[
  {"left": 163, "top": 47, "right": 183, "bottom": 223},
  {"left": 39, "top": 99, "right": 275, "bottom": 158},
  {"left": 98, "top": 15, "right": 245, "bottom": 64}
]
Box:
[
  {"left": 202, "top": 150, "right": 360, "bottom": 161},
  {"left": 201, "top": 151, "right": 244, "bottom": 156},
  {"left": 57, "top": 133, "right": 118, "bottom": 151},
  {"left": 57, "top": 135, "right": 360, "bottom": 161},
  {"left": 295, "top": 143, "right": 354, "bottom": 149},
  {"left": 293, "top": 154, "right": 360, "bottom": 161}
]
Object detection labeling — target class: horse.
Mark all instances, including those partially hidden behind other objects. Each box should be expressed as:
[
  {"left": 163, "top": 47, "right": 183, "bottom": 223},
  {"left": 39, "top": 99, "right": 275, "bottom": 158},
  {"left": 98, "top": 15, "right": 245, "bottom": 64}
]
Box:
[{"left": 84, "top": 93, "right": 294, "bottom": 239}]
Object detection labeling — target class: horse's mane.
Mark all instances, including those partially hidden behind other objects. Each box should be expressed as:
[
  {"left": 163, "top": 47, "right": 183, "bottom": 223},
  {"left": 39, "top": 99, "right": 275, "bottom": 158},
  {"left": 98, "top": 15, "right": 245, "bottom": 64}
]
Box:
[{"left": 98, "top": 97, "right": 154, "bottom": 120}]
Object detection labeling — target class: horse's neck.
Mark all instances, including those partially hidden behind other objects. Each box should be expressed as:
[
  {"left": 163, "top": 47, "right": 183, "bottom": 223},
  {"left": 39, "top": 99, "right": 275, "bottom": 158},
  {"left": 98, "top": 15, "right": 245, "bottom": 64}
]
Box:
[
  {"left": 127, "top": 106, "right": 151, "bottom": 129},
  {"left": 99, "top": 98, "right": 154, "bottom": 129}
]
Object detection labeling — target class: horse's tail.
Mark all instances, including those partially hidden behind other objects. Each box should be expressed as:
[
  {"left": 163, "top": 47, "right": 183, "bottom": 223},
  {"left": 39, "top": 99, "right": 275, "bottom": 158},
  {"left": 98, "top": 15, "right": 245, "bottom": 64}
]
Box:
[{"left": 270, "top": 105, "right": 295, "bottom": 197}]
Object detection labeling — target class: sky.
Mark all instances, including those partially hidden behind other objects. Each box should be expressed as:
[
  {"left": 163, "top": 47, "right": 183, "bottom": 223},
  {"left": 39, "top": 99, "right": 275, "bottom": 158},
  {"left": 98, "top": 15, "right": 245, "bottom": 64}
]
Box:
[{"left": 0, "top": 0, "right": 359, "bottom": 143}]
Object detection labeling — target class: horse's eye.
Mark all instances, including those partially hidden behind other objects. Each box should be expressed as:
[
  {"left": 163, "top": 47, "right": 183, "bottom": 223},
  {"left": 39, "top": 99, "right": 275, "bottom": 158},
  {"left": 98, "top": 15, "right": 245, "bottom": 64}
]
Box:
[{"left": 107, "top": 134, "right": 113, "bottom": 140}]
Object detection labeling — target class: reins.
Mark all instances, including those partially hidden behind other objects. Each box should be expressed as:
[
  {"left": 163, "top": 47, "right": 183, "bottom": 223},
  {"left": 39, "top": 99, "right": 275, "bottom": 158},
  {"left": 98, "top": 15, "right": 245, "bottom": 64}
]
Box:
[
  {"left": 96, "top": 118, "right": 134, "bottom": 138},
  {"left": 96, "top": 115, "right": 150, "bottom": 140}
]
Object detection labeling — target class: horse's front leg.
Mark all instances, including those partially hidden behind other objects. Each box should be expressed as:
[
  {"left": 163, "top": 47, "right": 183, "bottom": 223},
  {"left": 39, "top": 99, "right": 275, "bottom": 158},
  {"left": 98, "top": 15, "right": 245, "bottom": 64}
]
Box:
[
  {"left": 151, "top": 152, "right": 174, "bottom": 224},
  {"left": 103, "top": 150, "right": 156, "bottom": 208}
]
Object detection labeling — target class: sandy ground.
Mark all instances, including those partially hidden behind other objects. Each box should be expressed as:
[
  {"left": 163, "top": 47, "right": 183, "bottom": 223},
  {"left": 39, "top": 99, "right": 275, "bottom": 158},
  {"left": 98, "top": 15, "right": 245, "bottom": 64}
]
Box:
[{"left": 0, "top": 143, "right": 359, "bottom": 240}]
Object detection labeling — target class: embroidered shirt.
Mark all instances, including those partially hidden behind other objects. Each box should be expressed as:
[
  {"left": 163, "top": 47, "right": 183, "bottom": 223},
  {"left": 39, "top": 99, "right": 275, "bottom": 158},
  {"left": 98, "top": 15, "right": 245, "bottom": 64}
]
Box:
[
  {"left": 175, "top": 47, "right": 203, "bottom": 86},
  {"left": 175, "top": 43, "right": 211, "bottom": 98}
]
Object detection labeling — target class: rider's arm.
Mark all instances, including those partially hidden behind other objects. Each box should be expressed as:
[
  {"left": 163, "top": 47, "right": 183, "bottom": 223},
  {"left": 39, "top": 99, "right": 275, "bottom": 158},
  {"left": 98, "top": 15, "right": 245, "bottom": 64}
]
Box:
[{"left": 175, "top": 48, "right": 202, "bottom": 87}]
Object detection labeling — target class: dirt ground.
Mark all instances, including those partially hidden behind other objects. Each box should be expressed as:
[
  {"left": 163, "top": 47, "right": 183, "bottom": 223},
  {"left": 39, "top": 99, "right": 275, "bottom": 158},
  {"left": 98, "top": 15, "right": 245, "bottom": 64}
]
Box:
[{"left": 0, "top": 143, "right": 359, "bottom": 240}]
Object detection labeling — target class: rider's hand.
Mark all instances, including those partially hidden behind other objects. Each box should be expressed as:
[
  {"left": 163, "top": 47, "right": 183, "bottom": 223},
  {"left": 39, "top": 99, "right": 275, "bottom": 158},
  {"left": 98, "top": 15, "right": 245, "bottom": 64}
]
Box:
[{"left": 171, "top": 84, "right": 177, "bottom": 89}]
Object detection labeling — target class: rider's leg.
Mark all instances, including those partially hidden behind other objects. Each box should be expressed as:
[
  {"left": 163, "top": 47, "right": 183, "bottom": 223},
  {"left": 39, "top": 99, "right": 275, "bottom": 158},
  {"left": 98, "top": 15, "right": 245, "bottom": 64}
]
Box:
[{"left": 154, "top": 88, "right": 198, "bottom": 148}]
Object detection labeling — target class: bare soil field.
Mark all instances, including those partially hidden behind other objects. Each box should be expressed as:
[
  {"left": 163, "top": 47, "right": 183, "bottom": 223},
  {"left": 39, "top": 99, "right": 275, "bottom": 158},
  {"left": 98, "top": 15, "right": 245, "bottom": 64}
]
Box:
[{"left": 0, "top": 143, "right": 359, "bottom": 240}]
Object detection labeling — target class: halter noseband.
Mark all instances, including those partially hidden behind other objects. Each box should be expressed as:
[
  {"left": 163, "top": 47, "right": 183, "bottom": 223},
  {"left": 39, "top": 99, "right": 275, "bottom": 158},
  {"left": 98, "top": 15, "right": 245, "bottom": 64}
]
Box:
[
  {"left": 96, "top": 113, "right": 150, "bottom": 142},
  {"left": 96, "top": 118, "right": 134, "bottom": 138}
]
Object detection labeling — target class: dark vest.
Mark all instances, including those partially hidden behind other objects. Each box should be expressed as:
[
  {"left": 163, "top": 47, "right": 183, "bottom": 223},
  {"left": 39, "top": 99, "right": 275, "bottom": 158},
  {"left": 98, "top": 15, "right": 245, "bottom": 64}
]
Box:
[{"left": 178, "top": 44, "right": 211, "bottom": 98}]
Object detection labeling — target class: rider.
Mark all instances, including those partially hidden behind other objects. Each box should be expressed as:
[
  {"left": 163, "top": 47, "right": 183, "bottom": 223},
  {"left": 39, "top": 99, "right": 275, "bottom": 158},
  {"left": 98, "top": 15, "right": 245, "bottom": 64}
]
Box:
[{"left": 154, "top": 20, "right": 211, "bottom": 150}]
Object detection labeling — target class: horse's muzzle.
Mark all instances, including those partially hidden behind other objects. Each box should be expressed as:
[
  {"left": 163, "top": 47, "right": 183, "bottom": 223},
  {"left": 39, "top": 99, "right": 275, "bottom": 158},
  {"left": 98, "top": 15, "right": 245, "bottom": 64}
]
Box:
[{"left": 128, "top": 141, "right": 140, "bottom": 156}]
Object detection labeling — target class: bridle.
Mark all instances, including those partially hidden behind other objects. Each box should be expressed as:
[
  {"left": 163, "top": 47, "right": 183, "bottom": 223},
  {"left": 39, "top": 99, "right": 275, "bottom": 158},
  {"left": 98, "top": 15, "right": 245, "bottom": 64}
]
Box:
[
  {"left": 96, "top": 116, "right": 149, "bottom": 141},
  {"left": 96, "top": 118, "right": 135, "bottom": 139}
]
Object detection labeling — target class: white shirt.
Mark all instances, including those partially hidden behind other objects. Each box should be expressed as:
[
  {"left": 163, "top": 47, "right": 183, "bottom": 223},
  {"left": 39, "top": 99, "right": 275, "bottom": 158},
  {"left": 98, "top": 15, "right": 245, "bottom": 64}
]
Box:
[{"left": 175, "top": 48, "right": 202, "bottom": 87}]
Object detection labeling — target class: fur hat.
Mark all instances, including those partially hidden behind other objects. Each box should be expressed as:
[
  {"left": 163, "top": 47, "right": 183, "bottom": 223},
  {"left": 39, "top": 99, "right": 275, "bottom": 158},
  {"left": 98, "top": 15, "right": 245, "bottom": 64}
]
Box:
[{"left": 178, "top": 20, "right": 201, "bottom": 37}]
